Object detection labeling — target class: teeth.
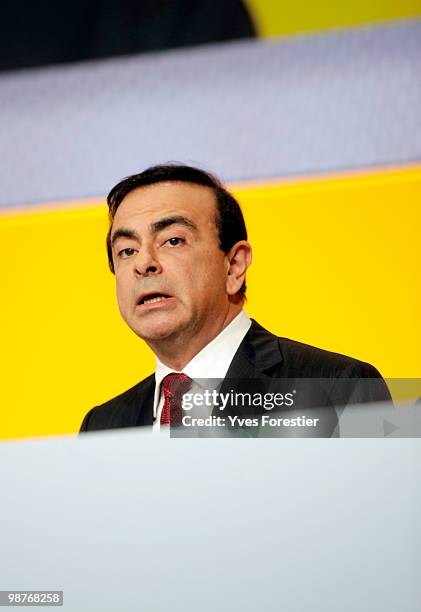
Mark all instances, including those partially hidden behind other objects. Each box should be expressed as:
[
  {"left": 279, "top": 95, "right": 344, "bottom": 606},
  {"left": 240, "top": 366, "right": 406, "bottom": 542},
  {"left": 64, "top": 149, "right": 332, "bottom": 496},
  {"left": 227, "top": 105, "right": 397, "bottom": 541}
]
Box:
[{"left": 143, "top": 296, "right": 167, "bottom": 304}]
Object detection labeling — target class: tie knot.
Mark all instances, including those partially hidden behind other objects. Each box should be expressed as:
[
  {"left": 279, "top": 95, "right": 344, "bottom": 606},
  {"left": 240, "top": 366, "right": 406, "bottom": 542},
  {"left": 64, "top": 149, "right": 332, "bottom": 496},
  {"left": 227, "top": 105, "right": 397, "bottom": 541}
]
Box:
[{"left": 161, "top": 372, "right": 192, "bottom": 400}]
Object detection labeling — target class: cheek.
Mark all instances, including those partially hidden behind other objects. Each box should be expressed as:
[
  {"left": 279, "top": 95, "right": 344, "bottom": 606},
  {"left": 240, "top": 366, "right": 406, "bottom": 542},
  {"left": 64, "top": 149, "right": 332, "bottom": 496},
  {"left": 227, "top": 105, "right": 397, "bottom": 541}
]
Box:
[
  {"left": 188, "top": 261, "right": 227, "bottom": 299},
  {"left": 115, "top": 275, "right": 131, "bottom": 310}
]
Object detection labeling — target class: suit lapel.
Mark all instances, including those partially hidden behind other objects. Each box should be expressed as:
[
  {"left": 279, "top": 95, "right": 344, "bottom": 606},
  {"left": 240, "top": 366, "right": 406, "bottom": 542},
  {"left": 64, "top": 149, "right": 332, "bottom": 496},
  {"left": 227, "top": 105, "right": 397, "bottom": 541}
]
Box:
[
  {"left": 135, "top": 375, "right": 155, "bottom": 426},
  {"left": 215, "top": 319, "right": 284, "bottom": 418},
  {"left": 110, "top": 375, "right": 154, "bottom": 427},
  {"left": 222, "top": 318, "right": 283, "bottom": 382}
]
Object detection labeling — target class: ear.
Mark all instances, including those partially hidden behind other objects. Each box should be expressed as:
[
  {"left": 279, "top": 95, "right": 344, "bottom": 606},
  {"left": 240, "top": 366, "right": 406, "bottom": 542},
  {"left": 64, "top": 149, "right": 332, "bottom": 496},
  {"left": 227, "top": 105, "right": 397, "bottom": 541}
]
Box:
[{"left": 225, "top": 241, "right": 252, "bottom": 296}]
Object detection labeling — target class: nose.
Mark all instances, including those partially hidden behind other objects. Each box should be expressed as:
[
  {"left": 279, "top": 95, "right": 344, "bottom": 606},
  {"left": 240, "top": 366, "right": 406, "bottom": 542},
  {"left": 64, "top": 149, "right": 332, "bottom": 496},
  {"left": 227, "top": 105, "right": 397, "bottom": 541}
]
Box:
[{"left": 133, "top": 246, "right": 162, "bottom": 277}]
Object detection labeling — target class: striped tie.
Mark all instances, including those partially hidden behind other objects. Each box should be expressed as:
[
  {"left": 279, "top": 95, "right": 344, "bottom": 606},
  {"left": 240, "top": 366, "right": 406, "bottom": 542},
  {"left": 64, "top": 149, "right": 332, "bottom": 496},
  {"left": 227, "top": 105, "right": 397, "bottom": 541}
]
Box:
[{"left": 160, "top": 373, "right": 192, "bottom": 425}]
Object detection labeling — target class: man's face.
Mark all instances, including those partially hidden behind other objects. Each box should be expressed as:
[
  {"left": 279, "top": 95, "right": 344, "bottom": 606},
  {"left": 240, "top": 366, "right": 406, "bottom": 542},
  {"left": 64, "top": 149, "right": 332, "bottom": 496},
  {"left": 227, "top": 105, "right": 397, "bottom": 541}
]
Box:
[{"left": 110, "top": 181, "right": 232, "bottom": 344}]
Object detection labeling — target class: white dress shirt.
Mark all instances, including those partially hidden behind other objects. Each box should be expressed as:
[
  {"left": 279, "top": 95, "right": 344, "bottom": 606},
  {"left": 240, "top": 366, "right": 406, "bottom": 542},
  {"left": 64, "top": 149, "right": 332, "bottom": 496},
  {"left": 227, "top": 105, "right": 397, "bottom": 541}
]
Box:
[{"left": 152, "top": 310, "right": 252, "bottom": 430}]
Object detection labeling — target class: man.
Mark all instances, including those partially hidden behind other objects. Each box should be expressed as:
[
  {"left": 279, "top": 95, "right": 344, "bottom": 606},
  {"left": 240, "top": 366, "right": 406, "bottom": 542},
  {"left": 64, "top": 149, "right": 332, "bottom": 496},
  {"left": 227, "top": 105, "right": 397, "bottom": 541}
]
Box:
[{"left": 80, "top": 164, "right": 391, "bottom": 435}]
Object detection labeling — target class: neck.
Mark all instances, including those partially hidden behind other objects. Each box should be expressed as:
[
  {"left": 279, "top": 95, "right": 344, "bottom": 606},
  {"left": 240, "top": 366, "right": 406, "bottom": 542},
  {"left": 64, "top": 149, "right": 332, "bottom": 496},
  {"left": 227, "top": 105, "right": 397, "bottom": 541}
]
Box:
[{"left": 148, "top": 303, "right": 243, "bottom": 371}]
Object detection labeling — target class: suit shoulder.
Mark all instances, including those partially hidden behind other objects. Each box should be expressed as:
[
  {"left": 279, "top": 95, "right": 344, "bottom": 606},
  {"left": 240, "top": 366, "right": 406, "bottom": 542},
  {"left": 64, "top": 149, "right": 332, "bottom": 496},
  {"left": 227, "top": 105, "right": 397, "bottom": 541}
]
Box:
[
  {"left": 80, "top": 374, "right": 154, "bottom": 432},
  {"left": 277, "top": 336, "right": 382, "bottom": 378}
]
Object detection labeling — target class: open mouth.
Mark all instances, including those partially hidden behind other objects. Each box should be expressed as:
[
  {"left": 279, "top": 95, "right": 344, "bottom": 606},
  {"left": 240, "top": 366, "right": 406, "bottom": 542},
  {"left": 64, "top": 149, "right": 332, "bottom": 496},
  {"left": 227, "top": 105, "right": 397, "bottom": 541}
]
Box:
[{"left": 138, "top": 293, "right": 172, "bottom": 305}]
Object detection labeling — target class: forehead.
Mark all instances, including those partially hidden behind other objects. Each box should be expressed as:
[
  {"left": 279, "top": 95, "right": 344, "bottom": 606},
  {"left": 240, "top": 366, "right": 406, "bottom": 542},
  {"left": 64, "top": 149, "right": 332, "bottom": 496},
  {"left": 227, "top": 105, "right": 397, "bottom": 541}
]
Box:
[{"left": 113, "top": 181, "right": 217, "bottom": 227}]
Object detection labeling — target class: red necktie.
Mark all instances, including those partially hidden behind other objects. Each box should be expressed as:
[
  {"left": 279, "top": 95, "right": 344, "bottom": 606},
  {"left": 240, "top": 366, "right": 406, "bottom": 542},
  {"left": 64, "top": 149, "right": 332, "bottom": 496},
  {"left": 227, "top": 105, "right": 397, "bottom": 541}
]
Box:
[{"left": 160, "top": 373, "right": 192, "bottom": 425}]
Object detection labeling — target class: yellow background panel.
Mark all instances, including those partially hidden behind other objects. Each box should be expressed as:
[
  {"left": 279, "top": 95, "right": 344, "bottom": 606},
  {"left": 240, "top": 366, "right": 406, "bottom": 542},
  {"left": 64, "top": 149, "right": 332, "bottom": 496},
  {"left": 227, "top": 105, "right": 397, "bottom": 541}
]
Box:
[
  {"left": 1, "top": 165, "right": 420, "bottom": 440},
  {"left": 246, "top": 0, "right": 421, "bottom": 37}
]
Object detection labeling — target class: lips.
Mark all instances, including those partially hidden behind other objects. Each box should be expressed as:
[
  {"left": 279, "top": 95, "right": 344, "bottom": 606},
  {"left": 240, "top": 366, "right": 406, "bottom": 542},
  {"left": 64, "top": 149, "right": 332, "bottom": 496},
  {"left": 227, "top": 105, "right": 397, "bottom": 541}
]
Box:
[{"left": 137, "top": 291, "right": 172, "bottom": 306}]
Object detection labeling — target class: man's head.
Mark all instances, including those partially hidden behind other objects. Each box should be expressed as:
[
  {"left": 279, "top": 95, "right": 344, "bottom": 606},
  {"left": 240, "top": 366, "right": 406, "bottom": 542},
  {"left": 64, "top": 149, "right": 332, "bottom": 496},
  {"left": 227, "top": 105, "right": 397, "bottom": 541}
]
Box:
[{"left": 106, "top": 164, "right": 252, "bottom": 364}]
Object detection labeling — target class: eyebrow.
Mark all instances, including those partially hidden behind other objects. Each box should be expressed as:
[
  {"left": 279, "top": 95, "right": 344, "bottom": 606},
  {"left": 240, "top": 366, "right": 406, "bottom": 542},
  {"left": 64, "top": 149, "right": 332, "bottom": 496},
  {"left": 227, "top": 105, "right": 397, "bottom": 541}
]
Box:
[
  {"left": 110, "top": 216, "right": 197, "bottom": 249},
  {"left": 110, "top": 228, "right": 140, "bottom": 249},
  {"left": 150, "top": 215, "right": 197, "bottom": 234}
]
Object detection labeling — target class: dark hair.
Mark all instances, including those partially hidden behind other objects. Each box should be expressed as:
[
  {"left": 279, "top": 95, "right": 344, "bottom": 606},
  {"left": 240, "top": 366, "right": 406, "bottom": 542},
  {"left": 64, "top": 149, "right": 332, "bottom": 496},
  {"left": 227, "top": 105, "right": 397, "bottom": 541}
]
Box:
[{"left": 106, "top": 163, "right": 248, "bottom": 297}]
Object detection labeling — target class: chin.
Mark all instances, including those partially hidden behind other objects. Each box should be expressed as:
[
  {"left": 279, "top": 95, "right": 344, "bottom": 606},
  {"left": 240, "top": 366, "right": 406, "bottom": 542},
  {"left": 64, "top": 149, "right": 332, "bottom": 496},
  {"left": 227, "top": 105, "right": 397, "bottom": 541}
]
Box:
[{"left": 130, "top": 319, "right": 179, "bottom": 342}]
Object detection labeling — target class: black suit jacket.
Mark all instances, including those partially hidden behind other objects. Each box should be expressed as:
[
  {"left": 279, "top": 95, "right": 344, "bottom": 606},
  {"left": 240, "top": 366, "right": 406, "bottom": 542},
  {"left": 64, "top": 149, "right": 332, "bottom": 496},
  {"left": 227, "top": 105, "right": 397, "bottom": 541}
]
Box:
[{"left": 80, "top": 319, "right": 391, "bottom": 434}]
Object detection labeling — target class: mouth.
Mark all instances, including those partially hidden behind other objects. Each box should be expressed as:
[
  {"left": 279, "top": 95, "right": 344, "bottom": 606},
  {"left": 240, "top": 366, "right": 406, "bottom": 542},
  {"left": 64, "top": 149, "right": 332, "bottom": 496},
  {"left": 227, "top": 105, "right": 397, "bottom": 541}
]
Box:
[{"left": 136, "top": 292, "right": 174, "bottom": 307}]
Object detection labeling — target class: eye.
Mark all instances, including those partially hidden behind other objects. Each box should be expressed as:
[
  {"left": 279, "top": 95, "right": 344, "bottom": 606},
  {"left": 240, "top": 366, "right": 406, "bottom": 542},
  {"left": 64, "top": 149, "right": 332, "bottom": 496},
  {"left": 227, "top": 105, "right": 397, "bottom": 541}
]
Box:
[
  {"left": 118, "top": 247, "right": 137, "bottom": 258},
  {"left": 165, "top": 237, "right": 185, "bottom": 247}
]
